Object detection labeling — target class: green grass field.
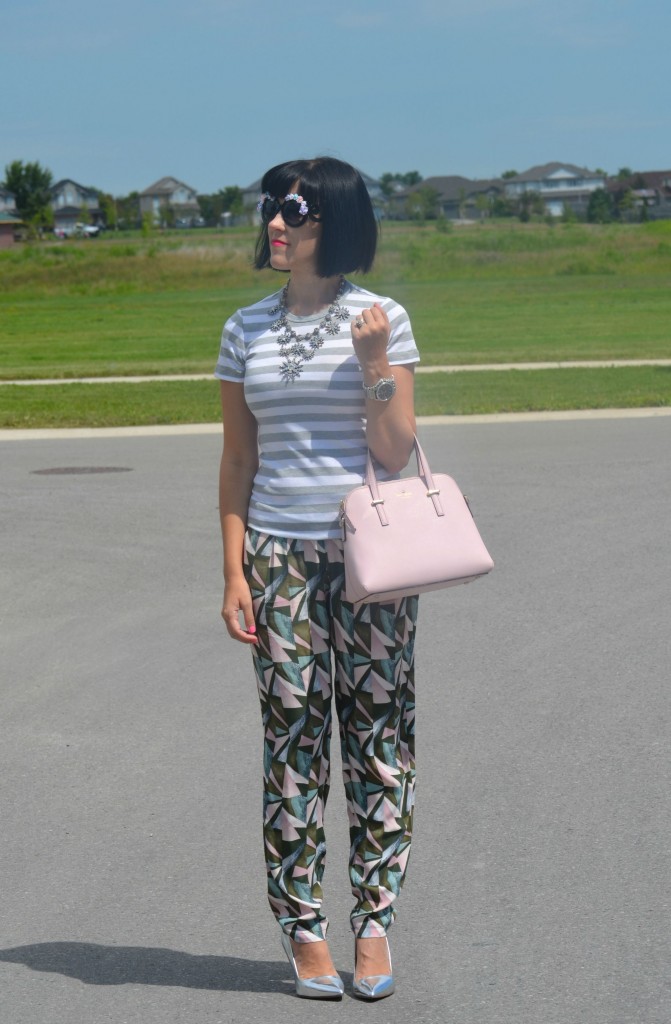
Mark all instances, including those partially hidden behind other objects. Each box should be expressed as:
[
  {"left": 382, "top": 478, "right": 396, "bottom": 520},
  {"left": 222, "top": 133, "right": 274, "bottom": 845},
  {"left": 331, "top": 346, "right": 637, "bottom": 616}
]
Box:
[
  {"left": 2, "top": 366, "right": 670, "bottom": 428},
  {"left": 1, "top": 220, "right": 671, "bottom": 425}
]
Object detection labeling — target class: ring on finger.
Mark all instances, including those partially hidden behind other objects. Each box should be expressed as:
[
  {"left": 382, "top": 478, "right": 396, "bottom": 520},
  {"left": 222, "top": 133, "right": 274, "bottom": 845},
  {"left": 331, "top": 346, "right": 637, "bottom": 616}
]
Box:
[{"left": 354, "top": 317, "right": 365, "bottom": 328}]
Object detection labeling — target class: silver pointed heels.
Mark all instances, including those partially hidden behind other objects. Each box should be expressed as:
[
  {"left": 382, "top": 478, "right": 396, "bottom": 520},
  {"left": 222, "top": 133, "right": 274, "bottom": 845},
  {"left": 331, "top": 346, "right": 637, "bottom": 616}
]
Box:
[
  {"left": 280, "top": 931, "right": 344, "bottom": 1000},
  {"left": 352, "top": 935, "right": 395, "bottom": 1001}
]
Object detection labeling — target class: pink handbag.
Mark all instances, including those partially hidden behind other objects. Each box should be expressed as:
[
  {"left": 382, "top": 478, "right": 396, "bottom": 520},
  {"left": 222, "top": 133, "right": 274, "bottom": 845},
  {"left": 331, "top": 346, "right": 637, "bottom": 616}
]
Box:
[{"left": 340, "top": 437, "right": 494, "bottom": 604}]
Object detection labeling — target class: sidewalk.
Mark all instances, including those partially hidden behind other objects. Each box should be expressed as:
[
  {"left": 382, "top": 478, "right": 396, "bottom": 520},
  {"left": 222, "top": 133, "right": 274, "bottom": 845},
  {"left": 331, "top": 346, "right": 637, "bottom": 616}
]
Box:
[
  {"left": 2, "top": 406, "right": 671, "bottom": 442},
  {"left": 2, "top": 358, "right": 671, "bottom": 386}
]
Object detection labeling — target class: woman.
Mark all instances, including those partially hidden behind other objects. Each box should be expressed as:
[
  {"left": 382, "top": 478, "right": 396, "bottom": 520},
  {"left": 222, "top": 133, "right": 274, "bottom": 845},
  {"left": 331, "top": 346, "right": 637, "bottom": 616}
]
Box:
[{"left": 216, "top": 156, "right": 420, "bottom": 1000}]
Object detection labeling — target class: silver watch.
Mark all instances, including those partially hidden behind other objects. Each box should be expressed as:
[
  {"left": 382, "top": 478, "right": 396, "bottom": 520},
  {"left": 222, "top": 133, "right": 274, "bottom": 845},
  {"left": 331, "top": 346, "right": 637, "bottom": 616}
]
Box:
[{"left": 362, "top": 376, "right": 396, "bottom": 401}]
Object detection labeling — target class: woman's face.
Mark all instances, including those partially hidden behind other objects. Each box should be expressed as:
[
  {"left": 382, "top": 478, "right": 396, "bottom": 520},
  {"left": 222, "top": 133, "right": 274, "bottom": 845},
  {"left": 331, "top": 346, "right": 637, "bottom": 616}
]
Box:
[{"left": 267, "top": 184, "right": 321, "bottom": 275}]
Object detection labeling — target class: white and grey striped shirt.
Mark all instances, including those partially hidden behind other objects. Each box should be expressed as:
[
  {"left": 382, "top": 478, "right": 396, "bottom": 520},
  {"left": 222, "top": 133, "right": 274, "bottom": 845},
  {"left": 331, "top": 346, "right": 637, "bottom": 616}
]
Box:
[{"left": 215, "top": 279, "right": 420, "bottom": 539}]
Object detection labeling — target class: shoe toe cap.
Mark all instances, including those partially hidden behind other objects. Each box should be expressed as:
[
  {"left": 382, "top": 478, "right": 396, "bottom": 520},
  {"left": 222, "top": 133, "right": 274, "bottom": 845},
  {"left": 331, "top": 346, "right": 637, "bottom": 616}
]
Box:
[{"left": 354, "top": 973, "right": 395, "bottom": 999}]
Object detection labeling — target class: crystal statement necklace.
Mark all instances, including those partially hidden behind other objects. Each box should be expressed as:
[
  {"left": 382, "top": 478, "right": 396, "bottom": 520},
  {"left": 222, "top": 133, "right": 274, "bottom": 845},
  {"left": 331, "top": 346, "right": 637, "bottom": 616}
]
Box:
[{"left": 268, "top": 277, "right": 350, "bottom": 383}]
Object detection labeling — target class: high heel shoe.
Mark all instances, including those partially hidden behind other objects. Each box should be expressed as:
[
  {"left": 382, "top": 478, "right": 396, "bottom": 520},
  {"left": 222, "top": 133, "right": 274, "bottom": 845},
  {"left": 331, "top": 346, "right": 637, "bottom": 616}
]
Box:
[
  {"left": 352, "top": 935, "right": 395, "bottom": 1001},
  {"left": 280, "top": 931, "right": 344, "bottom": 1000}
]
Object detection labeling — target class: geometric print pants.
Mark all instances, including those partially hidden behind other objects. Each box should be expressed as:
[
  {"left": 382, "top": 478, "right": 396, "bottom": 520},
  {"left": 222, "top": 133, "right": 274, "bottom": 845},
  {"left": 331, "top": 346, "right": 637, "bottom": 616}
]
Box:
[{"left": 244, "top": 528, "right": 419, "bottom": 943}]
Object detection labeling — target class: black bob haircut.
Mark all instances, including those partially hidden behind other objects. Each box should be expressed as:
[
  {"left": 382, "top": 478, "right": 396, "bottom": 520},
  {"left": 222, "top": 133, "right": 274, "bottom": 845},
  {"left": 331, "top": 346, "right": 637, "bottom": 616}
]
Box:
[{"left": 253, "top": 156, "right": 378, "bottom": 277}]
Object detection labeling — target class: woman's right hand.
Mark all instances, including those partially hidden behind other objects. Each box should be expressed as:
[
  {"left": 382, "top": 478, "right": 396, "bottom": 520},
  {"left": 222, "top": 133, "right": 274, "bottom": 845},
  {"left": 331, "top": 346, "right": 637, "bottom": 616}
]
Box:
[{"left": 221, "top": 577, "right": 259, "bottom": 645}]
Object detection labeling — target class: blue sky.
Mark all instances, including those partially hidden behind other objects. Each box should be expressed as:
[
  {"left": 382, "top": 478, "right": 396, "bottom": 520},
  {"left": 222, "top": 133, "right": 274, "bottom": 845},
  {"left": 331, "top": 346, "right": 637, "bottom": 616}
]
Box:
[{"left": 1, "top": 0, "right": 669, "bottom": 196}]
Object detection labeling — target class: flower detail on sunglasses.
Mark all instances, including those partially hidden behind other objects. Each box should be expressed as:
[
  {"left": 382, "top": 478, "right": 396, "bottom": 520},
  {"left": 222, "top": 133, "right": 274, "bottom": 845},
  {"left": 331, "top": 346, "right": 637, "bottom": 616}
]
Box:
[
  {"left": 284, "top": 193, "right": 309, "bottom": 215},
  {"left": 256, "top": 192, "right": 310, "bottom": 217}
]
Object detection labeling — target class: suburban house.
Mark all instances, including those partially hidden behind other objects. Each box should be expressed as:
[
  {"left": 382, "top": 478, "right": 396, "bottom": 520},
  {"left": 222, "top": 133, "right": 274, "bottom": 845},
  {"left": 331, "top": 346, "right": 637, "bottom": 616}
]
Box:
[
  {"left": 242, "top": 169, "right": 385, "bottom": 221},
  {"left": 51, "top": 179, "right": 102, "bottom": 232},
  {"left": 0, "top": 211, "right": 23, "bottom": 248},
  {"left": 504, "top": 163, "right": 605, "bottom": 217},
  {"left": 0, "top": 188, "right": 21, "bottom": 246},
  {"left": 0, "top": 187, "right": 17, "bottom": 214},
  {"left": 390, "top": 176, "right": 504, "bottom": 220},
  {"left": 139, "top": 177, "right": 200, "bottom": 225},
  {"left": 607, "top": 170, "right": 671, "bottom": 220},
  {"left": 358, "top": 170, "right": 385, "bottom": 213}
]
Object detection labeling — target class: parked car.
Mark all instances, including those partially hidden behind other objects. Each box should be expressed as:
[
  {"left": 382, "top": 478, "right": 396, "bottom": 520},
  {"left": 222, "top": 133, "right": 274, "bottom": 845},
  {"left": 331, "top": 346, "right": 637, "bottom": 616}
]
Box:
[{"left": 54, "top": 223, "right": 101, "bottom": 239}]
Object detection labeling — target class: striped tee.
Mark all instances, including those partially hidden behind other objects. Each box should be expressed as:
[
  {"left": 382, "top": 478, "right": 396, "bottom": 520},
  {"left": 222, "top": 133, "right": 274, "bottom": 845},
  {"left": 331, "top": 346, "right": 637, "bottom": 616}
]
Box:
[{"left": 214, "top": 279, "right": 420, "bottom": 539}]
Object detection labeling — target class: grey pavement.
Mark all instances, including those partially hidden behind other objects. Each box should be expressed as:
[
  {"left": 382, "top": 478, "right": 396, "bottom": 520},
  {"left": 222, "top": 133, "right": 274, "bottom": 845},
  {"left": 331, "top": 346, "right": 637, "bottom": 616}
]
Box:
[{"left": 0, "top": 418, "right": 669, "bottom": 1024}]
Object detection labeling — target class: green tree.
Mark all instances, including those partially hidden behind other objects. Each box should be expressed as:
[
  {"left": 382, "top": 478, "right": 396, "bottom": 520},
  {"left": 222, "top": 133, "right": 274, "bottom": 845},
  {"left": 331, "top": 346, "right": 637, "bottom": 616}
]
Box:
[
  {"left": 406, "top": 185, "right": 440, "bottom": 221},
  {"left": 2, "top": 159, "right": 53, "bottom": 225},
  {"left": 116, "top": 191, "right": 140, "bottom": 230},
  {"left": 41, "top": 204, "right": 55, "bottom": 232},
  {"left": 99, "top": 193, "right": 118, "bottom": 229},
  {"left": 198, "top": 186, "right": 244, "bottom": 226},
  {"left": 379, "top": 171, "right": 423, "bottom": 198},
  {"left": 160, "top": 203, "right": 176, "bottom": 228},
  {"left": 617, "top": 188, "right": 636, "bottom": 223},
  {"left": 490, "top": 195, "right": 515, "bottom": 218},
  {"left": 501, "top": 169, "right": 519, "bottom": 179},
  {"left": 220, "top": 186, "right": 244, "bottom": 215},
  {"left": 617, "top": 167, "right": 633, "bottom": 181},
  {"left": 586, "top": 188, "right": 613, "bottom": 223},
  {"left": 517, "top": 190, "right": 544, "bottom": 222},
  {"left": 197, "top": 193, "right": 222, "bottom": 226},
  {"left": 561, "top": 202, "right": 578, "bottom": 223},
  {"left": 474, "top": 193, "right": 492, "bottom": 219}
]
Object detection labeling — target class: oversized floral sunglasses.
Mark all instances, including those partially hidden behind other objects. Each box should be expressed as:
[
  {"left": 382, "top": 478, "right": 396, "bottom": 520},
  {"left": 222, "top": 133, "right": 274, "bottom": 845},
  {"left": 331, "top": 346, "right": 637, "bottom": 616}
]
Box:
[{"left": 257, "top": 192, "right": 317, "bottom": 228}]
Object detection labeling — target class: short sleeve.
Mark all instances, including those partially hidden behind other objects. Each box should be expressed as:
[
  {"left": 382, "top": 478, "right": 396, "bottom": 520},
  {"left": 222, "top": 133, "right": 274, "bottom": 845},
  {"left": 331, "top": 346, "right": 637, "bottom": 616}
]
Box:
[
  {"left": 384, "top": 300, "right": 420, "bottom": 367},
  {"left": 214, "top": 310, "right": 246, "bottom": 381}
]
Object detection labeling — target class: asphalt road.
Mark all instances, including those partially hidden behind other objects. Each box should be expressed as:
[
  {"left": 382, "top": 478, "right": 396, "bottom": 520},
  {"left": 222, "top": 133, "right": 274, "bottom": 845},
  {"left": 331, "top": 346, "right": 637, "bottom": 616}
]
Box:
[{"left": 1, "top": 417, "right": 669, "bottom": 1024}]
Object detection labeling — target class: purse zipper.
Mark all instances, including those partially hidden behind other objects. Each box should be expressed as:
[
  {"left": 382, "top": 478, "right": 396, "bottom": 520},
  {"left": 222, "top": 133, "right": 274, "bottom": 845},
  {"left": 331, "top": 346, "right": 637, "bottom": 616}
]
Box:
[{"left": 339, "top": 499, "right": 356, "bottom": 541}]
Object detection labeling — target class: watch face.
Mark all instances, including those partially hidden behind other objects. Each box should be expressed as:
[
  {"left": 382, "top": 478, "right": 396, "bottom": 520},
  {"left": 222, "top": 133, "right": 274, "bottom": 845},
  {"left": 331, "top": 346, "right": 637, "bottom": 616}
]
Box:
[{"left": 376, "top": 380, "right": 396, "bottom": 400}]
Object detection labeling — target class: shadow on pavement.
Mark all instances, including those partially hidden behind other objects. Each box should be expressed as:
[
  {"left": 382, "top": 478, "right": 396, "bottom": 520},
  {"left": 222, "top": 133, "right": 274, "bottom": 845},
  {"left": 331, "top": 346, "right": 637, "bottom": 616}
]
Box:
[{"left": 0, "top": 941, "right": 304, "bottom": 993}]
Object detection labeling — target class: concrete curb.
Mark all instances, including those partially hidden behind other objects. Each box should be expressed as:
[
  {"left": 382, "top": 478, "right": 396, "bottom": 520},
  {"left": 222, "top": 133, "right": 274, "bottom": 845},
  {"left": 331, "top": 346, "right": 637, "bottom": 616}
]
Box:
[
  {"left": 3, "top": 359, "right": 671, "bottom": 386},
  {"left": 2, "top": 407, "right": 671, "bottom": 441}
]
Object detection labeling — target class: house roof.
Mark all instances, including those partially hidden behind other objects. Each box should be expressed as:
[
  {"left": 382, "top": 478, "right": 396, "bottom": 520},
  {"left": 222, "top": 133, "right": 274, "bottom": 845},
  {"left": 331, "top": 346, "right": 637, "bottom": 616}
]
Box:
[
  {"left": 464, "top": 178, "right": 504, "bottom": 196},
  {"left": 51, "top": 179, "right": 99, "bottom": 199},
  {"left": 0, "top": 211, "right": 23, "bottom": 224},
  {"left": 397, "top": 176, "right": 503, "bottom": 201},
  {"left": 140, "top": 176, "right": 197, "bottom": 197},
  {"left": 509, "top": 162, "right": 601, "bottom": 182},
  {"left": 0, "top": 187, "right": 15, "bottom": 200},
  {"left": 606, "top": 170, "right": 671, "bottom": 193}
]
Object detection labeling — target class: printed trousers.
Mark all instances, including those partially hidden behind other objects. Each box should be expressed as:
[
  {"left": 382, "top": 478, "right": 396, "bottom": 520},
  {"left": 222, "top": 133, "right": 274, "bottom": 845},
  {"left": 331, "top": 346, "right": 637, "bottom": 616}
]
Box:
[{"left": 244, "top": 528, "right": 419, "bottom": 942}]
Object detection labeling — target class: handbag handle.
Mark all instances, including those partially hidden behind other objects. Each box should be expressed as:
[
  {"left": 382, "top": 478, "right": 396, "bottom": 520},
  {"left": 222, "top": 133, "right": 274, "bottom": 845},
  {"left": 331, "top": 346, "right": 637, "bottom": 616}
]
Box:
[{"left": 364, "top": 436, "right": 445, "bottom": 526}]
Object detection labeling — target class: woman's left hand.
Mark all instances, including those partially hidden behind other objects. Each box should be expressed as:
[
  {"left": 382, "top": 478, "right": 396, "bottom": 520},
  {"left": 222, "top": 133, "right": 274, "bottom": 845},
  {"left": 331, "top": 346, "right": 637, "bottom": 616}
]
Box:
[{"left": 351, "top": 303, "right": 390, "bottom": 374}]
